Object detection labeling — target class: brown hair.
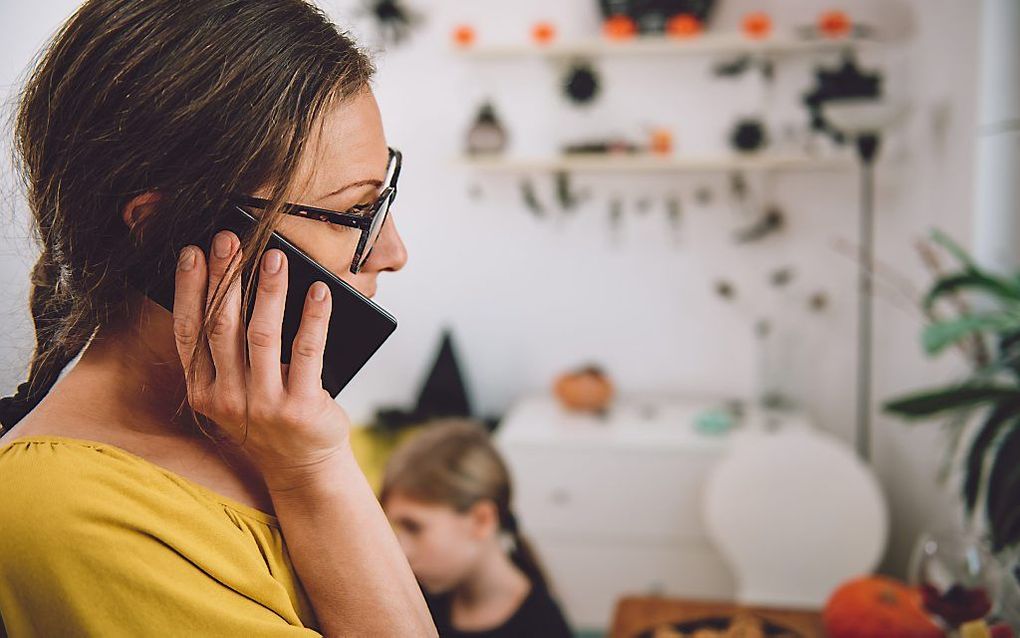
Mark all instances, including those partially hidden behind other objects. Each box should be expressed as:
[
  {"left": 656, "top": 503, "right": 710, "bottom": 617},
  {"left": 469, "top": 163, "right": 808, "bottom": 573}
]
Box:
[
  {"left": 1, "top": 0, "right": 375, "bottom": 430},
  {"left": 381, "top": 420, "right": 553, "bottom": 593}
]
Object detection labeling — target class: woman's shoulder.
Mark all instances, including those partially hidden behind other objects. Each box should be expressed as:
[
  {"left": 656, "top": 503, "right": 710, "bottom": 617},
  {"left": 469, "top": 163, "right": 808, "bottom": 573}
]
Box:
[{"left": 0, "top": 434, "right": 279, "bottom": 540}]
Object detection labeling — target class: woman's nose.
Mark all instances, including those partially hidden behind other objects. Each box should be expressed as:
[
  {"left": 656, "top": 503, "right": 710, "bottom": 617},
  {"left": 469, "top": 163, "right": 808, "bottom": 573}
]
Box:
[{"left": 363, "top": 214, "right": 408, "bottom": 273}]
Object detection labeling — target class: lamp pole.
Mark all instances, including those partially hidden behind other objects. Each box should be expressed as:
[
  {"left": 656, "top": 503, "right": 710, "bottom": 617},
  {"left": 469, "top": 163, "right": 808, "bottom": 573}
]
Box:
[{"left": 856, "top": 133, "right": 880, "bottom": 462}]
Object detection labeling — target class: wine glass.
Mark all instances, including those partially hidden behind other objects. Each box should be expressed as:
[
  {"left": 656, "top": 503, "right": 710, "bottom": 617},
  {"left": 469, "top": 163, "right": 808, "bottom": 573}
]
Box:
[{"left": 909, "top": 531, "right": 1002, "bottom": 629}]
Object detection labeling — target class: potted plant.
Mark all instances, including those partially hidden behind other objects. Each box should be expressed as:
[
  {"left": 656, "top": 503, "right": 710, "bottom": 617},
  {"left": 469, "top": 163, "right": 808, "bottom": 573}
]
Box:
[{"left": 884, "top": 230, "right": 1020, "bottom": 624}]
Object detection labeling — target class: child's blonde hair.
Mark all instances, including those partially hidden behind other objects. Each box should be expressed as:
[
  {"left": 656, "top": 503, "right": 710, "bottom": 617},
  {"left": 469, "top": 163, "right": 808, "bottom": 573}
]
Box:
[{"left": 381, "top": 419, "right": 551, "bottom": 592}]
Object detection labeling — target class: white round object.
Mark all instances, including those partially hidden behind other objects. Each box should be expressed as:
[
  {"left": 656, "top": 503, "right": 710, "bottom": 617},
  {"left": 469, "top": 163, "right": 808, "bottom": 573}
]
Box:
[{"left": 703, "top": 423, "right": 888, "bottom": 609}]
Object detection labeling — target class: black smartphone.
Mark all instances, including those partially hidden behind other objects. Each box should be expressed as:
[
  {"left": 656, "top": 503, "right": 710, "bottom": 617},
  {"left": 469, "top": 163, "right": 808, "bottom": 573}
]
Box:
[{"left": 144, "top": 203, "right": 397, "bottom": 398}]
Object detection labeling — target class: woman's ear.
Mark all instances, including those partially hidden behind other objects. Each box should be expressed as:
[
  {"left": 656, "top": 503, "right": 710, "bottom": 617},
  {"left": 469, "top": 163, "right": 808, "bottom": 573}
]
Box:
[
  {"left": 121, "top": 191, "right": 162, "bottom": 232},
  {"left": 467, "top": 500, "right": 500, "bottom": 541}
]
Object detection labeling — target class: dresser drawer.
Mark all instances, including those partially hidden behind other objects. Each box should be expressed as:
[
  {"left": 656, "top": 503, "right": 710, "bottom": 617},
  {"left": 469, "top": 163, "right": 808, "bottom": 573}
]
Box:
[
  {"left": 500, "top": 442, "right": 721, "bottom": 543},
  {"left": 529, "top": 538, "right": 736, "bottom": 631}
]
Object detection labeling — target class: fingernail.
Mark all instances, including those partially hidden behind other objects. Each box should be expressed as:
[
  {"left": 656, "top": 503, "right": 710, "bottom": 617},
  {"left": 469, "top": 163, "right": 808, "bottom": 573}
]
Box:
[
  {"left": 263, "top": 250, "right": 282, "bottom": 274},
  {"left": 311, "top": 282, "right": 327, "bottom": 301},
  {"left": 213, "top": 232, "right": 232, "bottom": 259},
  {"left": 178, "top": 247, "right": 196, "bottom": 271}
]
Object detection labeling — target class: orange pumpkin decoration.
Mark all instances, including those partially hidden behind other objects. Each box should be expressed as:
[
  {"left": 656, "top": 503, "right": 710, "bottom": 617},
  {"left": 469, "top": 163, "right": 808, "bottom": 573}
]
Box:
[
  {"left": 603, "top": 15, "right": 638, "bottom": 41},
  {"left": 824, "top": 576, "right": 943, "bottom": 638},
  {"left": 650, "top": 128, "right": 673, "bottom": 155},
  {"left": 742, "top": 12, "right": 773, "bottom": 40},
  {"left": 666, "top": 14, "right": 702, "bottom": 38},
  {"left": 452, "top": 24, "right": 476, "bottom": 48},
  {"left": 554, "top": 366, "right": 614, "bottom": 413},
  {"left": 531, "top": 21, "right": 556, "bottom": 45},
  {"left": 818, "top": 10, "right": 852, "bottom": 38}
]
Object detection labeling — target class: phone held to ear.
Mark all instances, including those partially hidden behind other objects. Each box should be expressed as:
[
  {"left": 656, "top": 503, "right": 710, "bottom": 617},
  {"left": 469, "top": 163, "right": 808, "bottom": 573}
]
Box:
[{"left": 142, "top": 203, "right": 397, "bottom": 398}]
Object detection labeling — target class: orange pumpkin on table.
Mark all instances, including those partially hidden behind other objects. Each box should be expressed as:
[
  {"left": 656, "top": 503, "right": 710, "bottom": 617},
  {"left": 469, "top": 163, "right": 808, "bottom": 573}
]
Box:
[
  {"left": 553, "top": 366, "right": 614, "bottom": 414},
  {"left": 824, "top": 576, "right": 944, "bottom": 638}
]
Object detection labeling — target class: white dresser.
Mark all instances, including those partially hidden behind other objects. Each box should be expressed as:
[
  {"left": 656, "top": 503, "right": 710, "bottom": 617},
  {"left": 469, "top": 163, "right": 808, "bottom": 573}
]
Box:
[{"left": 495, "top": 395, "right": 807, "bottom": 631}]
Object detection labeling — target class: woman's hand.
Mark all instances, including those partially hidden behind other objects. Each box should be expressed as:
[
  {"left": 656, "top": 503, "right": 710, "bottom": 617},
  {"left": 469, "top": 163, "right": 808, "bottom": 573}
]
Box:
[{"left": 172, "top": 230, "right": 352, "bottom": 490}]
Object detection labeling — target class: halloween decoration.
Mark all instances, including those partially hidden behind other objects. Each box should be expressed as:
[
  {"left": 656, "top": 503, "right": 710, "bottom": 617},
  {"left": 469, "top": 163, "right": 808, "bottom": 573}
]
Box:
[
  {"left": 714, "top": 55, "right": 752, "bottom": 77},
  {"left": 823, "top": 576, "right": 942, "bottom": 638},
  {"left": 603, "top": 14, "right": 638, "bottom": 40},
  {"left": 666, "top": 194, "right": 683, "bottom": 239},
  {"left": 694, "top": 185, "right": 713, "bottom": 206},
  {"left": 729, "top": 172, "right": 748, "bottom": 203},
  {"left": 769, "top": 267, "right": 794, "bottom": 287},
  {"left": 553, "top": 365, "right": 615, "bottom": 414},
  {"left": 465, "top": 102, "right": 507, "bottom": 156},
  {"left": 371, "top": 329, "right": 475, "bottom": 433},
  {"left": 520, "top": 178, "right": 545, "bottom": 217},
  {"left": 452, "top": 24, "right": 476, "bottom": 48},
  {"left": 609, "top": 197, "right": 624, "bottom": 238},
  {"left": 802, "top": 52, "right": 883, "bottom": 145},
  {"left": 666, "top": 14, "right": 702, "bottom": 39},
  {"left": 639, "top": 613, "right": 804, "bottom": 638},
  {"left": 797, "top": 11, "right": 874, "bottom": 41},
  {"left": 563, "top": 137, "right": 642, "bottom": 155},
  {"left": 361, "top": 0, "right": 421, "bottom": 46},
  {"left": 742, "top": 12, "right": 772, "bottom": 40},
  {"left": 599, "top": 0, "right": 717, "bottom": 35},
  {"left": 563, "top": 61, "right": 601, "bottom": 106},
  {"left": 730, "top": 118, "right": 768, "bottom": 153},
  {"left": 532, "top": 21, "right": 557, "bottom": 45},
  {"left": 554, "top": 171, "right": 588, "bottom": 211},
  {"left": 713, "top": 54, "right": 773, "bottom": 83},
  {"left": 714, "top": 280, "right": 735, "bottom": 300},
  {"left": 649, "top": 128, "right": 673, "bottom": 154},
  {"left": 735, "top": 207, "right": 784, "bottom": 243},
  {"left": 818, "top": 10, "right": 852, "bottom": 39}
]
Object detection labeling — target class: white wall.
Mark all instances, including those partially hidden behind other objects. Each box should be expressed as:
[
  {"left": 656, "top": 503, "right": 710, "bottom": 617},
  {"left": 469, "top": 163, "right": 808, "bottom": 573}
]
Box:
[{"left": 0, "top": 0, "right": 981, "bottom": 578}]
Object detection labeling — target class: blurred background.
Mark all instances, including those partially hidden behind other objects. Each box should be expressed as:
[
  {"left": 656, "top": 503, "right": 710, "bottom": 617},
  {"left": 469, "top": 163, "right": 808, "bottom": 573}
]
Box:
[{"left": 3, "top": 0, "right": 1019, "bottom": 636}]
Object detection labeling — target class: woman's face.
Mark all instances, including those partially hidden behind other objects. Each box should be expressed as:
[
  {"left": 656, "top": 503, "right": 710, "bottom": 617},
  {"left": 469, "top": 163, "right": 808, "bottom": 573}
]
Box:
[
  {"left": 383, "top": 492, "right": 492, "bottom": 594},
  {"left": 255, "top": 89, "right": 407, "bottom": 298}
]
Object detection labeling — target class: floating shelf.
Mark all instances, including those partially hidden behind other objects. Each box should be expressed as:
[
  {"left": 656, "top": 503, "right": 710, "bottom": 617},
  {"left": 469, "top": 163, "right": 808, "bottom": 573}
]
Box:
[
  {"left": 455, "top": 153, "right": 854, "bottom": 174},
  {"left": 454, "top": 34, "right": 882, "bottom": 59}
]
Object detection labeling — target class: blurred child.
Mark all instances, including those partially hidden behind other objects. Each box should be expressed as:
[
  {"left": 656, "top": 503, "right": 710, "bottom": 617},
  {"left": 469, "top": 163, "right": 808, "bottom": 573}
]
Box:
[{"left": 381, "top": 420, "right": 573, "bottom": 638}]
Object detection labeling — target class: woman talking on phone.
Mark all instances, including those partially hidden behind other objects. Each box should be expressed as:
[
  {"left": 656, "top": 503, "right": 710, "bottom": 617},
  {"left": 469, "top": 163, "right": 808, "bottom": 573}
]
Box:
[{"left": 0, "top": 0, "right": 435, "bottom": 635}]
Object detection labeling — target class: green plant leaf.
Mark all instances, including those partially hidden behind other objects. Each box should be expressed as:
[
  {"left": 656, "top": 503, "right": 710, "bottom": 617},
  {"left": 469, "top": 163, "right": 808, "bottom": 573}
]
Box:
[
  {"left": 923, "top": 311, "right": 1020, "bottom": 356},
  {"left": 885, "top": 385, "right": 1020, "bottom": 419},
  {"left": 963, "top": 403, "right": 1020, "bottom": 515},
  {"left": 931, "top": 229, "right": 976, "bottom": 269},
  {"left": 985, "top": 422, "right": 1020, "bottom": 551},
  {"left": 924, "top": 271, "right": 1020, "bottom": 311}
]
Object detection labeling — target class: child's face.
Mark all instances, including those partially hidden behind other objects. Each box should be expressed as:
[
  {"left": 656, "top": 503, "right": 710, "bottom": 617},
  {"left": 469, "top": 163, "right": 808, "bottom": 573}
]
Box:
[{"left": 384, "top": 492, "right": 492, "bottom": 594}]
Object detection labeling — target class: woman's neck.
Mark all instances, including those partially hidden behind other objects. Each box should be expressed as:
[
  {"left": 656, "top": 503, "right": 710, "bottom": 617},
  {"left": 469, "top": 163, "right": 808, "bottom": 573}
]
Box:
[{"left": 16, "top": 296, "right": 194, "bottom": 442}]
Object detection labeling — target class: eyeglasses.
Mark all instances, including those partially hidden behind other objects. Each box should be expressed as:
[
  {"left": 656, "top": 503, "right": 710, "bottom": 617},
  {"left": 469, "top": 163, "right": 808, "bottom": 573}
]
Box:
[{"left": 229, "top": 147, "right": 401, "bottom": 275}]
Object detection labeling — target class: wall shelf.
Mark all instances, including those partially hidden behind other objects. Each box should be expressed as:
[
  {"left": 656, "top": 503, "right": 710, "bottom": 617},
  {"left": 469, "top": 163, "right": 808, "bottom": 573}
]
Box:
[
  {"left": 455, "top": 153, "right": 854, "bottom": 174},
  {"left": 454, "top": 34, "right": 883, "bottom": 60}
]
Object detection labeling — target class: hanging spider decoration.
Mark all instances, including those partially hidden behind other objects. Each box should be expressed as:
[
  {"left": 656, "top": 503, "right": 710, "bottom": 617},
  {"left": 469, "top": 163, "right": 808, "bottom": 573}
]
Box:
[
  {"left": 802, "top": 51, "right": 883, "bottom": 145},
  {"left": 361, "top": 0, "right": 422, "bottom": 46},
  {"left": 563, "top": 61, "right": 601, "bottom": 105}
]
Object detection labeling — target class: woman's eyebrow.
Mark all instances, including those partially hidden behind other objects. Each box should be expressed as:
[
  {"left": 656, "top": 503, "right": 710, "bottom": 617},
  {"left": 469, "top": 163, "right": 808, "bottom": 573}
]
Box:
[{"left": 317, "top": 178, "right": 383, "bottom": 202}]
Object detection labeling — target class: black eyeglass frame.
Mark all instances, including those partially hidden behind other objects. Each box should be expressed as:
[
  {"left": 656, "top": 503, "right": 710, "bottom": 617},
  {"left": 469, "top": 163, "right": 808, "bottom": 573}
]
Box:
[{"left": 229, "top": 147, "right": 401, "bottom": 274}]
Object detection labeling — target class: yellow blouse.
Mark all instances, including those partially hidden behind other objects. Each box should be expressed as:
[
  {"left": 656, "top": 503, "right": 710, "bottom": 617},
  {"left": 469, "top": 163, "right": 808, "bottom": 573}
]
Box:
[{"left": 0, "top": 436, "right": 321, "bottom": 637}]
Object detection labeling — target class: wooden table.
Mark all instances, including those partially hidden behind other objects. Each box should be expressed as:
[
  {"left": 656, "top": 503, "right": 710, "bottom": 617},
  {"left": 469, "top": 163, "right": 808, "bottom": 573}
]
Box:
[{"left": 610, "top": 596, "right": 826, "bottom": 638}]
